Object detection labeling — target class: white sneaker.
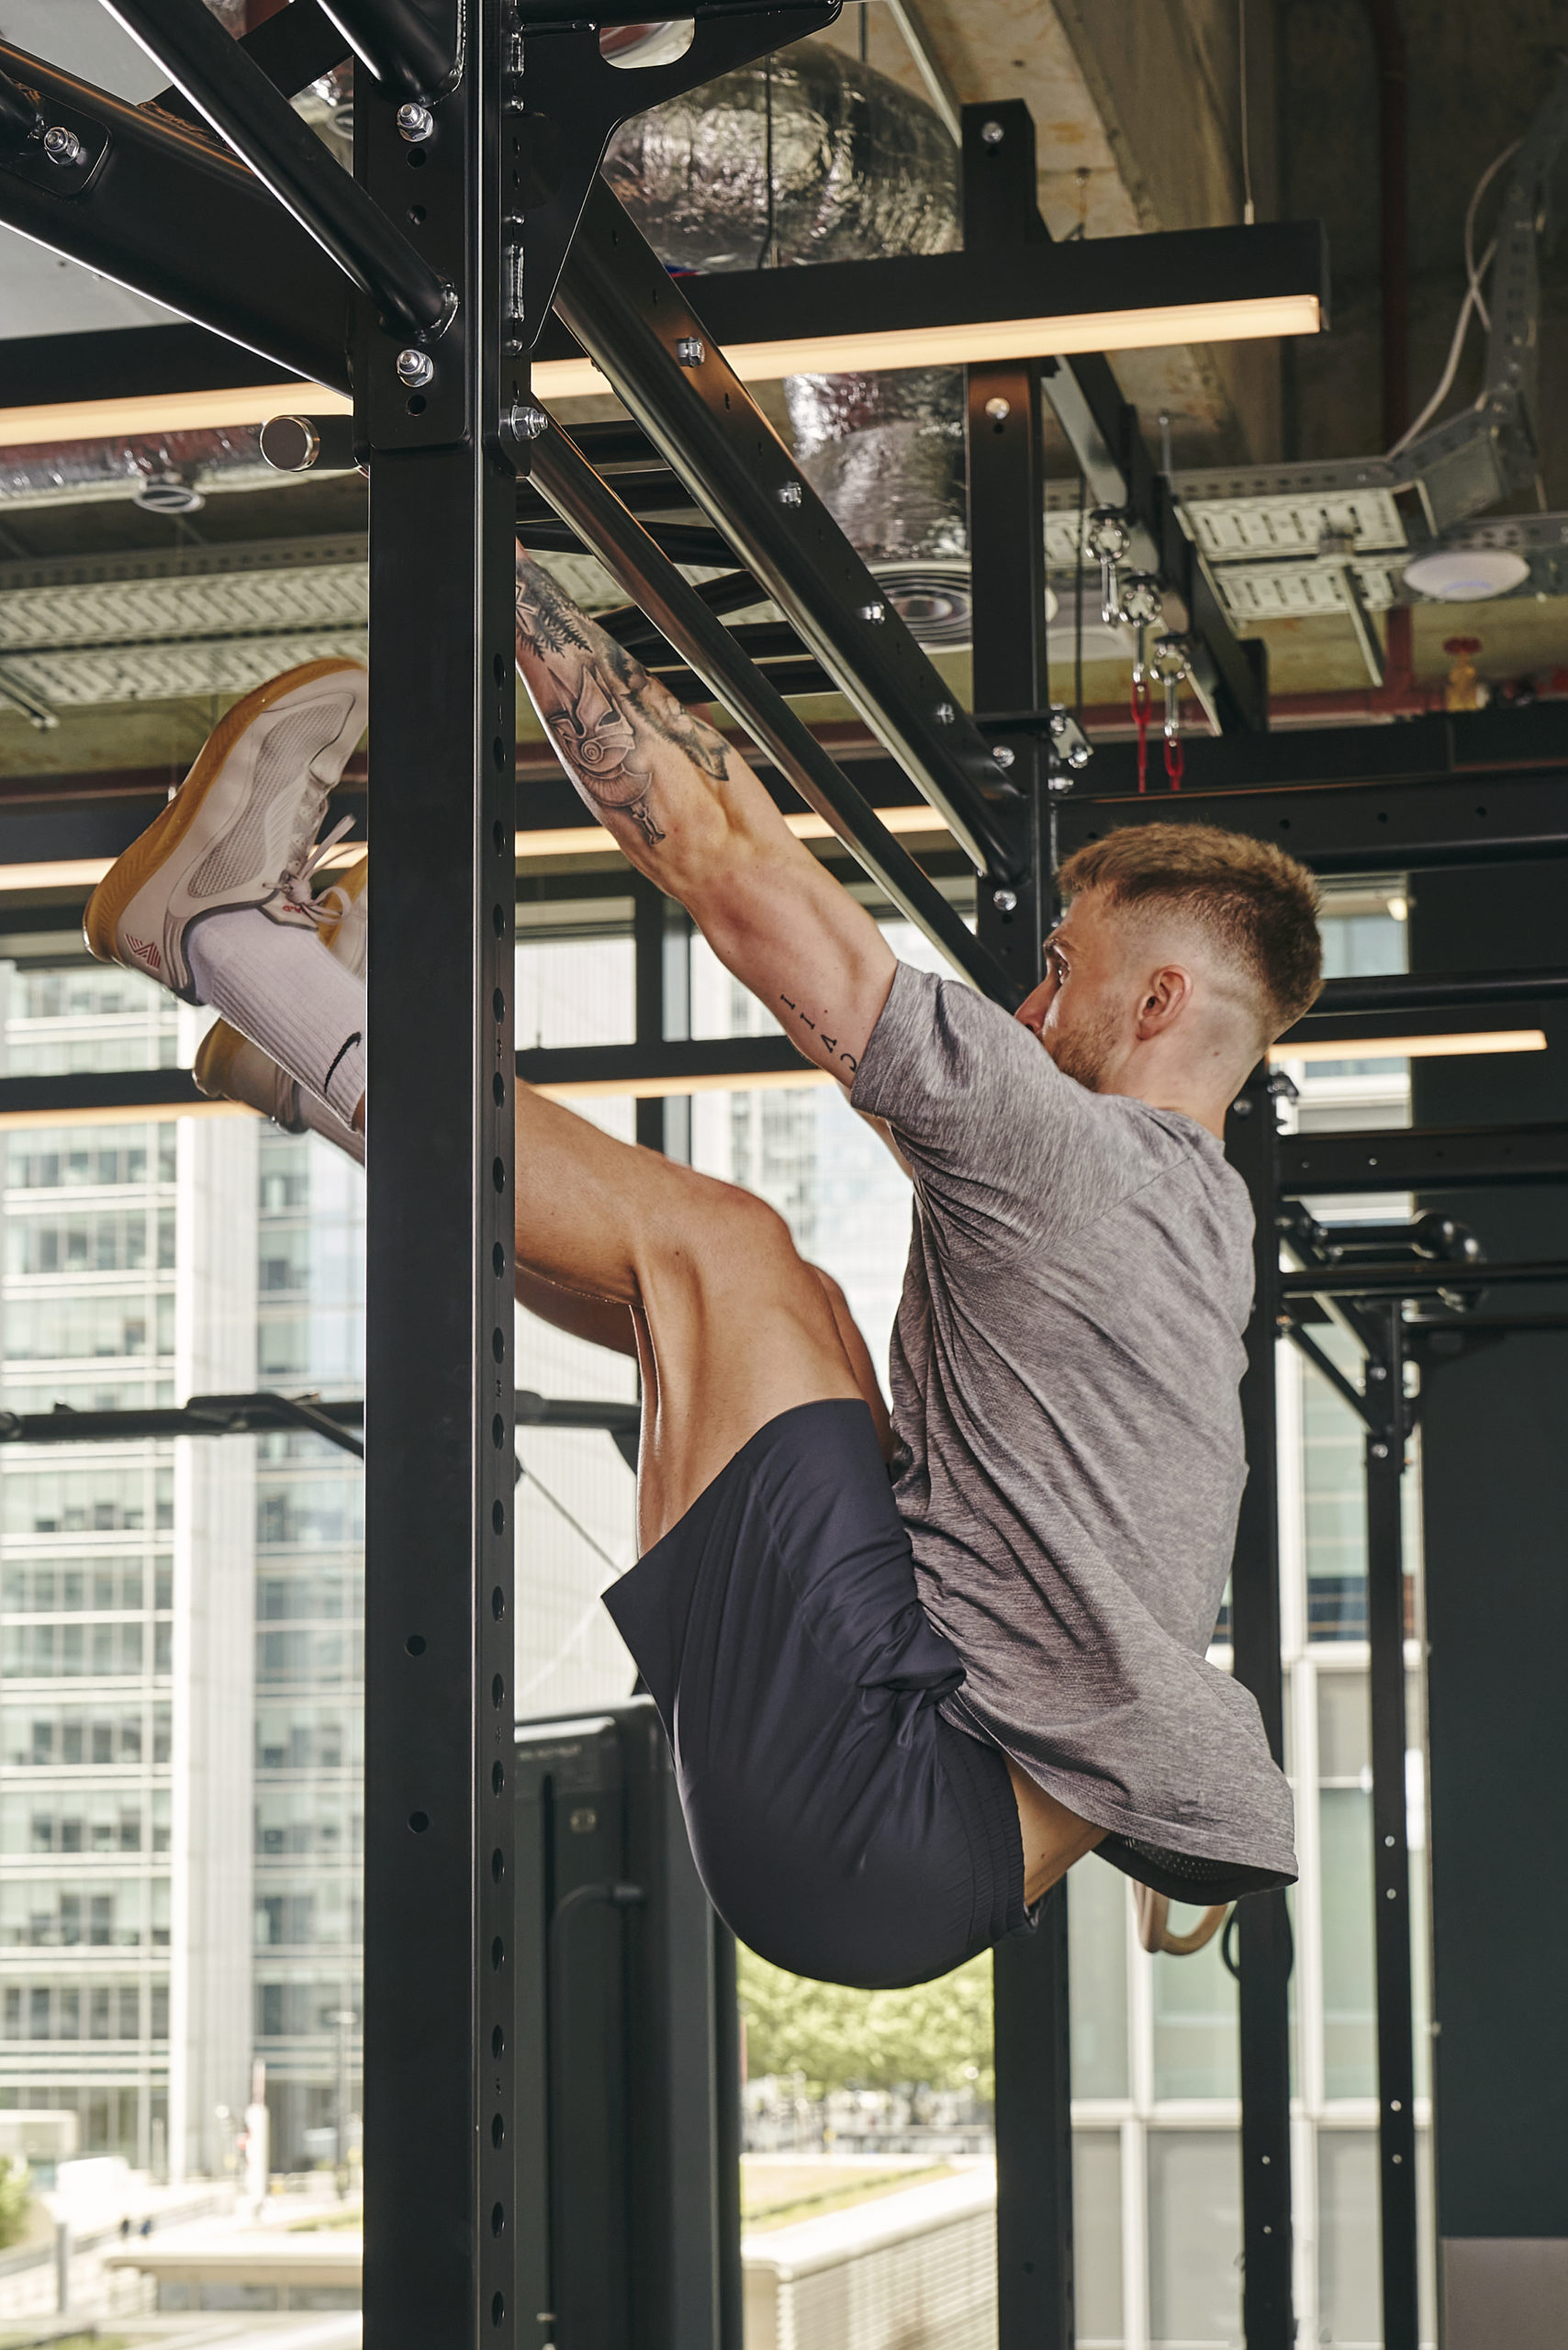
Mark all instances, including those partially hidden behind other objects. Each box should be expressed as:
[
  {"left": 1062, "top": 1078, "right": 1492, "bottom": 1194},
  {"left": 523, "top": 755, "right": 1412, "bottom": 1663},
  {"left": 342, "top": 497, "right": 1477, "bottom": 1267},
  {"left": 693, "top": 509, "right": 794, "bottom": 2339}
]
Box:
[
  {"left": 193, "top": 852, "right": 368, "bottom": 1125},
  {"left": 83, "top": 658, "right": 368, "bottom": 1002}
]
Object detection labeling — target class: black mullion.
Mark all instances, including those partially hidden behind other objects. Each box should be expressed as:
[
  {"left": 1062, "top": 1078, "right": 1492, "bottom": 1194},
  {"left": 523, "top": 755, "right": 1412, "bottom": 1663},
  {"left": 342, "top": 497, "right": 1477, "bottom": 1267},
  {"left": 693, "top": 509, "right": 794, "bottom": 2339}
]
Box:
[
  {"left": 1365, "top": 1314, "right": 1421, "bottom": 2350},
  {"left": 633, "top": 873, "right": 666, "bottom": 1154},
  {"left": 1225, "top": 1073, "right": 1296, "bottom": 2350}
]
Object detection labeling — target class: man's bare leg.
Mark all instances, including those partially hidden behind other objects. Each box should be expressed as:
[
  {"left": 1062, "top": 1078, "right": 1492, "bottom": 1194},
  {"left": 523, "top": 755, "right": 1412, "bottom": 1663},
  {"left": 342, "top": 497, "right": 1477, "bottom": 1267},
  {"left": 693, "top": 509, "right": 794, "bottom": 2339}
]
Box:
[{"left": 510, "top": 1080, "right": 863, "bottom": 1549}]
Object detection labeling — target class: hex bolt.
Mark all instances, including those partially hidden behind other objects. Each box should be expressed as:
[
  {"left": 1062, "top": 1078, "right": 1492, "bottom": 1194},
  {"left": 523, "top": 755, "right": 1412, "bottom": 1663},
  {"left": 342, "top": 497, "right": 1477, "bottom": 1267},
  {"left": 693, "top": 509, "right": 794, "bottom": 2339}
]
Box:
[
  {"left": 859, "top": 599, "right": 886, "bottom": 623},
  {"left": 1371, "top": 1441, "right": 1389, "bottom": 1460},
  {"left": 397, "top": 349, "right": 435, "bottom": 388},
  {"left": 984, "top": 396, "right": 1011, "bottom": 422},
  {"left": 1231, "top": 1099, "right": 1254, "bottom": 1120},
  {"left": 676, "top": 337, "right": 705, "bottom": 367},
  {"left": 776, "top": 481, "right": 802, "bottom": 507},
  {"left": 1049, "top": 709, "right": 1068, "bottom": 736},
  {"left": 1067, "top": 742, "right": 1091, "bottom": 768},
  {"left": 509, "top": 403, "right": 548, "bottom": 442},
  {"left": 1368, "top": 1363, "right": 1387, "bottom": 1381},
  {"left": 1046, "top": 770, "right": 1074, "bottom": 795},
  {"left": 397, "top": 102, "right": 435, "bottom": 142},
  {"left": 980, "top": 119, "right": 1005, "bottom": 147},
  {"left": 42, "top": 126, "right": 84, "bottom": 168},
  {"left": 992, "top": 888, "right": 1018, "bottom": 915},
  {"left": 991, "top": 744, "right": 1016, "bottom": 770},
  {"left": 934, "top": 701, "right": 956, "bottom": 725}
]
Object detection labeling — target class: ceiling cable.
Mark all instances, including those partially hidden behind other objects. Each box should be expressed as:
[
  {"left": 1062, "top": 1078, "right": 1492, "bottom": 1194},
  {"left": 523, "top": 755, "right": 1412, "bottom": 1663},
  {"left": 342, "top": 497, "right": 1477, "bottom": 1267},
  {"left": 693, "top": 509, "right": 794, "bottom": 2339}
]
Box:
[
  {"left": 1388, "top": 137, "right": 1520, "bottom": 456},
  {"left": 1238, "top": 0, "right": 1256, "bottom": 224}
]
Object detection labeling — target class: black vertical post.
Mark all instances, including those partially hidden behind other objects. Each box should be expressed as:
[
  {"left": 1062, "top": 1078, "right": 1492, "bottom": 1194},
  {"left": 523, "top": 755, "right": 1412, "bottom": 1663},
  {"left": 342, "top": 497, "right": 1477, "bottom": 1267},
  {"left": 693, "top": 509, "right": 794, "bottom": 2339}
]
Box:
[
  {"left": 1364, "top": 1307, "right": 1419, "bottom": 2350},
  {"left": 961, "top": 98, "right": 1068, "bottom": 2350},
  {"left": 633, "top": 873, "right": 667, "bottom": 1154},
  {"left": 1224, "top": 1069, "right": 1295, "bottom": 2349},
  {"left": 359, "top": 3, "right": 522, "bottom": 2343}
]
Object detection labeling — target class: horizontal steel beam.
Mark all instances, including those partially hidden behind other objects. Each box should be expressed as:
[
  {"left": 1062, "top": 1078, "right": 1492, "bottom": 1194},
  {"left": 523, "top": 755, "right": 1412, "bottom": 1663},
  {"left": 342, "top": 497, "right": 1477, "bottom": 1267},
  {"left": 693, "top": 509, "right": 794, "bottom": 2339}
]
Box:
[
  {"left": 1055, "top": 769, "right": 1568, "bottom": 875},
  {"left": 1278, "top": 1124, "right": 1568, "bottom": 1194},
  {"left": 1299, "top": 968, "right": 1568, "bottom": 1016},
  {"left": 530, "top": 420, "right": 1017, "bottom": 1001},
  {"left": 0, "top": 1386, "right": 636, "bottom": 1446},
  {"left": 519, "top": 1035, "right": 804, "bottom": 1092},
  {"left": 674, "top": 220, "right": 1327, "bottom": 364},
  {"left": 1280, "top": 1259, "right": 1568, "bottom": 1299}
]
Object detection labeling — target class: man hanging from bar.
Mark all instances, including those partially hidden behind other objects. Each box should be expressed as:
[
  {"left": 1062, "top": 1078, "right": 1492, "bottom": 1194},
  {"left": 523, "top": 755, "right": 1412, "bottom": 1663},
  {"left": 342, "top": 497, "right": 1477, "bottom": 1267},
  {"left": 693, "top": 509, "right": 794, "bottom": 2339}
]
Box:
[{"left": 81, "top": 548, "right": 1321, "bottom": 1991}]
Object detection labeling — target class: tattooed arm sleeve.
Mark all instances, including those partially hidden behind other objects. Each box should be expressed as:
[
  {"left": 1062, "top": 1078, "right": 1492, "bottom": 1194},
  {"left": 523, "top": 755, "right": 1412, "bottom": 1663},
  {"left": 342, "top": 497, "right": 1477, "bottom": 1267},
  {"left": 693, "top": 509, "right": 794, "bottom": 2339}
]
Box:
[{"left": 513, "top": 544, "right": 897, "bottom": 1084}]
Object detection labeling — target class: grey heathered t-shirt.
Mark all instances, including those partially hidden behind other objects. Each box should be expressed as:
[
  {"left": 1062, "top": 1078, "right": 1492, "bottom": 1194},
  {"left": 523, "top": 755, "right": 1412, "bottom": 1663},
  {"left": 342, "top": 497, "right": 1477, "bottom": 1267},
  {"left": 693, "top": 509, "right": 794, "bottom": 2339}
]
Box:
[{"left": 851, "top": 962, "right": 1296, "bottom": 1897}]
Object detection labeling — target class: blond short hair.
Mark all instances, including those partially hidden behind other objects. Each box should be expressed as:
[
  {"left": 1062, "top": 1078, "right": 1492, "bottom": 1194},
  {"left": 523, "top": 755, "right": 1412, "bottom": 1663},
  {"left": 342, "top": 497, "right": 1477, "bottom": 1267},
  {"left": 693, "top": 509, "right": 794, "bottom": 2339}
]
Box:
[{"left": 1057, "top": 822, "right": 1324, "bottom": 1040}]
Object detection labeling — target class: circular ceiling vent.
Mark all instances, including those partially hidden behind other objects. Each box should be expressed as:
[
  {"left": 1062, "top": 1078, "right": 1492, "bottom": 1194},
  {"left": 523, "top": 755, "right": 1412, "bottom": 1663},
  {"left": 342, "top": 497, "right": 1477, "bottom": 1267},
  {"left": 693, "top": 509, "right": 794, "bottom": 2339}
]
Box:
[
  {"left": 133, "top": 470, "right": 206, "bottom": 517},
  {"left": 872, "top": 565, "right": 1061, "bottom": 651},
  {"left": 1402, "top": 548, "right": 1529, "bottom": 601}
]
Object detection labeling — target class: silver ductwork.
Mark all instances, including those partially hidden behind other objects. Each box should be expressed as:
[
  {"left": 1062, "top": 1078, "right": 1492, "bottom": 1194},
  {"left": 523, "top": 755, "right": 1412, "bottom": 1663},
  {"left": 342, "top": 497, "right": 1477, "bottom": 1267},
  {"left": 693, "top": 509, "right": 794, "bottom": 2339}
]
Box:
[
  {"left": 0, "top": 428, "right": 274, "bottom": 511},
  {"left": 603, "top": 42, "right": 967, "bottom": 572}
]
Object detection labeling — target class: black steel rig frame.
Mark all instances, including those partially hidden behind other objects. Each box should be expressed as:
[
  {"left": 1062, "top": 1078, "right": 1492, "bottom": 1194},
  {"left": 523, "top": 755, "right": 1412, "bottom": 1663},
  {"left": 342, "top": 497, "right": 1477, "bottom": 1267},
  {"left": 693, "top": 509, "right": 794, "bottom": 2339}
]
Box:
[{"left": 0, "top": 5, "right": 1564, "bottom": 2349}]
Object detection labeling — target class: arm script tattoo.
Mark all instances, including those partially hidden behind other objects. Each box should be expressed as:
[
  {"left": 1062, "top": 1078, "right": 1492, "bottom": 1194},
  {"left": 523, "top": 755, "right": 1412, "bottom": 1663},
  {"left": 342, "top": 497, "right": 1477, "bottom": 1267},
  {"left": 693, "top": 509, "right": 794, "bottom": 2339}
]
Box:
[{"left": 514, "top": 547, "right": 733, "bottom": 845}]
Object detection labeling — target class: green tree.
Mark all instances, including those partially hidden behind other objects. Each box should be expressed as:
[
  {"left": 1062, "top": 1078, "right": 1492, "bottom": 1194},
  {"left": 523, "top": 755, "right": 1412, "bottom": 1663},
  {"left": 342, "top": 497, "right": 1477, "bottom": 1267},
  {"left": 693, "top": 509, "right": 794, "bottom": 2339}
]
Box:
[
  {"left": 0, "top": 2157, "right": 31, "bottom": 2251},
  {"left": 737, "top": 1948, "right": 994, "bottom": 2101}
]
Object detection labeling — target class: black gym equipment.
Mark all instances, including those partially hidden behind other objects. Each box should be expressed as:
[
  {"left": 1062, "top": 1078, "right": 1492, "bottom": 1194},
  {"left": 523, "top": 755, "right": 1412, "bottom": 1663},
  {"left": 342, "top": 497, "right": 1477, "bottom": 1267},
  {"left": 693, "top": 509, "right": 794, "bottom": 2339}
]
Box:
[{"left": 0, "top": 3, "right": 1565, "bottom": 2344}]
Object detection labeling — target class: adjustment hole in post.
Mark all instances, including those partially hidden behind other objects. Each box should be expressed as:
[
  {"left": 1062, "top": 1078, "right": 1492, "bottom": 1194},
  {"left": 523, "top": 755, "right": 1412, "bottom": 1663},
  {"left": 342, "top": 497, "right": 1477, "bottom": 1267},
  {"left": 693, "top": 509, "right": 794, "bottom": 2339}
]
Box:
[
  {"left": 492, "top": 1073, "right": 505, "bottom": 1106},
  {"left": 492, "top": 901, "right": 506, "bottom": 937},
  {"left": 491, "top": 1241, "right": 505, "bottom": 1276},
  {"left": 491, "top": 1847, "right": 505, "bottom": 1882},
  {"left": 492, "top": 1157, "right": 506, "bottom": 1192},
  {"left": 494, "top": 736, "right": 508, "bottom": 771},
  {"left": 491, "top": 1326, "right": 506, "bottom": 1363},
  {"left": 492, "top": 1673, "right": 506, "bottom": 1710},
  {"left": 491, "top": 1412, "right": 506, "bottom": 1449},
  {"left": 408, "top": 1810, "right": 430, "bottom": 1834},
  {"left": 491, "top": 1585, "right": 506, "bottom": 1621},
  {"left": 405, "top": 1633, "right": 426, "bottom": 1657},
  {"left": 491, "top": 2292, "right": 506, "bottom": 2326},
  {"left": 406, "top": 396, "right": 425, "bottom": 416},
  {"left": 491, "top": 1761, "right": 505, "bottom": 1796},
  {"left": 490, "top": 2114, "right": 504, "bottom": 2148},
  {"left": 492, "top": 986, "right": 506, "bottom": 1021},
  {"left": 493, "top": 654, "right": 509, "bottom": 689},
  {"left": 492, "top": 1500, "right": 506, "bottom": 1536},
  {"left": 407, "top": 147, "right": 427, "bottom": 169},
  {"left": 407, "top": 203, "right": 426, "bottom": 224},
  {"left": 491, "top": 2024, "right": 506, "bottom": 2058},
  {"left": 490, "top": 1935, "right": 506, "bottom": 1972},
  {"left": 492, "top": 815, "right": 507, "bottom": 852},
  {"left": 490, "top": 2201, "right": 506, "bottom": 2237}
]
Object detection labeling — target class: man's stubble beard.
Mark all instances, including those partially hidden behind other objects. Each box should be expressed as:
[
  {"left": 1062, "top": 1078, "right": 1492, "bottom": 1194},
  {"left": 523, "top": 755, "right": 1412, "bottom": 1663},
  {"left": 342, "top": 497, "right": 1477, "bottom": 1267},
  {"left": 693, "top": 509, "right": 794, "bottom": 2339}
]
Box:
[{"left": 1045, "top": 1005, "right": 1123, "bottom": 1092}]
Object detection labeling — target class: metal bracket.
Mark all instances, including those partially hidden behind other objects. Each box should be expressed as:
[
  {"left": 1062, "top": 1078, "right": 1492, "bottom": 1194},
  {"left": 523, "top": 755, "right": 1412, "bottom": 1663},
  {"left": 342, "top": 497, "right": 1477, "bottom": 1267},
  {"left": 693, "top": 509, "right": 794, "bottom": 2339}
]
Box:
[
  {"left": 509, "top": 3, "right": 841, "bottom": 353},
  {"left": 0, "top": 82, "right": 110, "bottom": 197}
]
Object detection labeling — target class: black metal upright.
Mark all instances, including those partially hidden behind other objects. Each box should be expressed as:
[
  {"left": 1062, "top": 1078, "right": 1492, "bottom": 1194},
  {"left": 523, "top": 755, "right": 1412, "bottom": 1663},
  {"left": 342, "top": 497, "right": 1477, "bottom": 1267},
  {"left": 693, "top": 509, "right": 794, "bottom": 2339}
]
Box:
[
  {"left": 960, "top": 101, "right": 1070, "bottom": 2350},
  {"left": 1362, "top": 1308, "right": 1420, "bottom": 2350},
  {"left": 358, "top": 4, "right": 521, "bottom": 2344},
  {"left": 1224, "top": 1071, "right": 1296, "bottom": 2349}
]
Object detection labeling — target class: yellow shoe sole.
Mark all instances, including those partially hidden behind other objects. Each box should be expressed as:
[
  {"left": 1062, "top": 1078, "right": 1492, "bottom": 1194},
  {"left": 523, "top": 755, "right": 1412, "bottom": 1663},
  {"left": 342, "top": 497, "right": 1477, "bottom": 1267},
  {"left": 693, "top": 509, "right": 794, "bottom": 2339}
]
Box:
[{"left": 82, "top": 657, "right": 366, "bottom": 975}]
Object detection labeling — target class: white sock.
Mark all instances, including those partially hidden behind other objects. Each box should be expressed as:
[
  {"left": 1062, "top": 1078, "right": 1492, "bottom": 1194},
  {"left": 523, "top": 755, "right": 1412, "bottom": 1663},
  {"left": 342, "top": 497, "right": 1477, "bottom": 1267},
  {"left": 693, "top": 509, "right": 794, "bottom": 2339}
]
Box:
[
  {"left": 187, "top": 909, "right": 366, "bottom": 1125},
  {"left": 297, "top": 1088, "right": 364, "bottom": 1166}
]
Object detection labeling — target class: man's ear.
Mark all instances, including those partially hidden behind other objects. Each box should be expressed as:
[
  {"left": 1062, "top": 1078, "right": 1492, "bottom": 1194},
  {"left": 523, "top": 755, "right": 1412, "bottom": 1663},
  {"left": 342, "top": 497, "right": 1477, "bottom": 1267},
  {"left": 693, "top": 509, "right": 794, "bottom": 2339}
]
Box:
[{"left": 1134, "top": 964, "right": 1196, "bottom": 1040}]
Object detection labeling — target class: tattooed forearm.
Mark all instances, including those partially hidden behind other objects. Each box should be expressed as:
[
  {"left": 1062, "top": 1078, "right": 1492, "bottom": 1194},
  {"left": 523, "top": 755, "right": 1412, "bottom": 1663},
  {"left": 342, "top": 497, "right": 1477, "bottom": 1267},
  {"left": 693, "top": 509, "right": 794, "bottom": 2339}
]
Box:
[{"left": 513, "top": 546, "right": 734, "bottom": 845}]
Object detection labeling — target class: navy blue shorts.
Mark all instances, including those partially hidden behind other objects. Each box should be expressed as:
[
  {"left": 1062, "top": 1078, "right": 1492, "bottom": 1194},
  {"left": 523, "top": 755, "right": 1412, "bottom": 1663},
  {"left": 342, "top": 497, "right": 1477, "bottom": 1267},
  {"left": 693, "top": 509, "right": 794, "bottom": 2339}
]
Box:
[{"left": 602, "top": 1398, "right": 1027, "bottom": 1990}]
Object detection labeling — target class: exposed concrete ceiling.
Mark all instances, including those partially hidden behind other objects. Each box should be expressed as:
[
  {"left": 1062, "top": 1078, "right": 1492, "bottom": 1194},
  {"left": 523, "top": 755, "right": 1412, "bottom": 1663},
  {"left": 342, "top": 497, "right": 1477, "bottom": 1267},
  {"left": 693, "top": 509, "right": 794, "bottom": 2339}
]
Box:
[{"left": 1, "top": 0, "right": 1566, "bottom": 765}]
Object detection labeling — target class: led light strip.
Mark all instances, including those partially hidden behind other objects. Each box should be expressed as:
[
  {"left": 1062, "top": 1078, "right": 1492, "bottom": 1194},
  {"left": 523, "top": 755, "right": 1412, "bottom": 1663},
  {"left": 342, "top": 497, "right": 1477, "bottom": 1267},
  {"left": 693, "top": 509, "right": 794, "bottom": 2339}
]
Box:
[{"left": 0, "top": 291, "right": 1321, "bottom": 451}]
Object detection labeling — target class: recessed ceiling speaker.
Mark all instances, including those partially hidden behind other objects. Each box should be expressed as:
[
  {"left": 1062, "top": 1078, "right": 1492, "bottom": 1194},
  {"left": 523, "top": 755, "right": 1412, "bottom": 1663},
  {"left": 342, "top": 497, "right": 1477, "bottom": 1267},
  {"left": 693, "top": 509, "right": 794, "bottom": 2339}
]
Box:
[{"left": 1401, "top": 548, "right": 1530, "bottom": 601}]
